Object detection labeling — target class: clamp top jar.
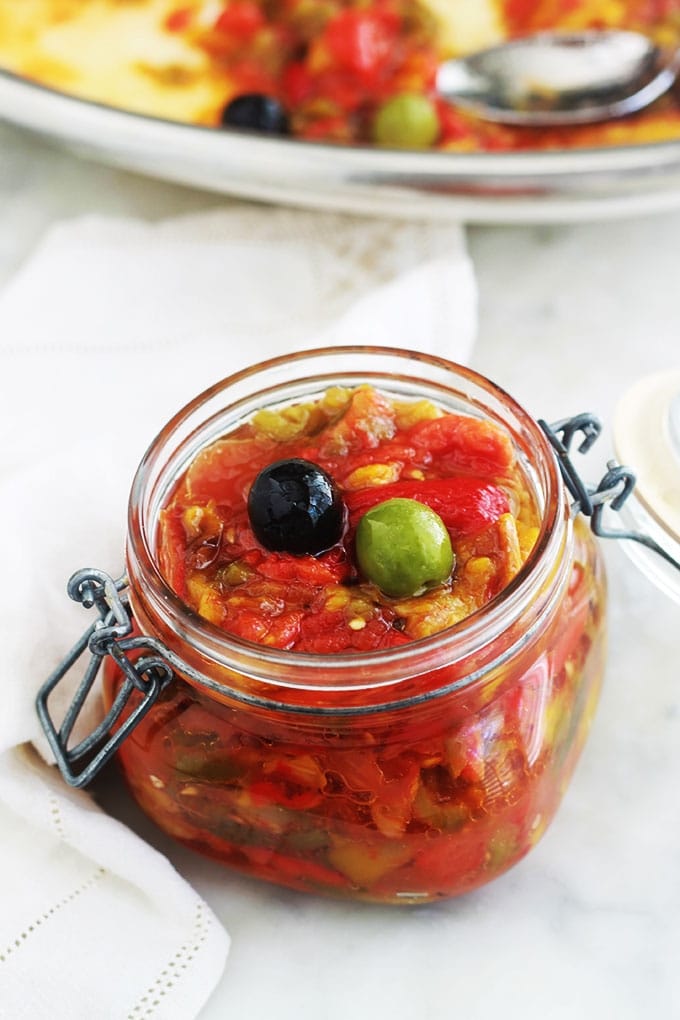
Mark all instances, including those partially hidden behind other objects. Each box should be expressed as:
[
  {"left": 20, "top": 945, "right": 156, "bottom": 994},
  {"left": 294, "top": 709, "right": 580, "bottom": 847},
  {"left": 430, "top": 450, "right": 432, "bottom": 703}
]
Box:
[{"left": 41, "top": 346, "right": 667, "bottom": 903}]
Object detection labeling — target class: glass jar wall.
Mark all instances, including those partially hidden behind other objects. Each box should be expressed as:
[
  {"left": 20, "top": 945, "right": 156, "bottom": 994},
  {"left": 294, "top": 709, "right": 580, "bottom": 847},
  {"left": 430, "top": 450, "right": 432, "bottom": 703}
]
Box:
[{"left": 103, "top": 348, "right": 607, "bottom": 903}]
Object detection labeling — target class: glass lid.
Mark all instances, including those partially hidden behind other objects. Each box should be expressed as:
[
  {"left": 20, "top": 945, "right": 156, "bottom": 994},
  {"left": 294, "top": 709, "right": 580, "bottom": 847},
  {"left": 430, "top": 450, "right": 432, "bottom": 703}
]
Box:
[{"left": 613, "top": 370, "right": 680, "bottom": 604}]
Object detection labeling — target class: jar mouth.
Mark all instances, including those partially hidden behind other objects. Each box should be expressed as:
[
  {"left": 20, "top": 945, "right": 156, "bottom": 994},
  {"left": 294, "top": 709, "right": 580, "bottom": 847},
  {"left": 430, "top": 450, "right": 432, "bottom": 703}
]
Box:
[{"left": 126, "top": 346, "right": 568, "bottom": 693}]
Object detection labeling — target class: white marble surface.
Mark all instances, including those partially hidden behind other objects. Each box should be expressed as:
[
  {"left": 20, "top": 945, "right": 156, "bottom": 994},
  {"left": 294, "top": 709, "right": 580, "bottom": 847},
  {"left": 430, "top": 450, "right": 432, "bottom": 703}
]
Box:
[{"left": 1, "top": 121, "right": 679, "bottom": 1019}]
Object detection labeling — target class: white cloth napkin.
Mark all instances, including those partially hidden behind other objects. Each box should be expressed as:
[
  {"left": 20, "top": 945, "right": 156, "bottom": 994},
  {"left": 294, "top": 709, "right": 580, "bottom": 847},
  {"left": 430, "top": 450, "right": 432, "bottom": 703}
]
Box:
[{"left": 0, "top": 205, "right": 476, "bottom": 1019}]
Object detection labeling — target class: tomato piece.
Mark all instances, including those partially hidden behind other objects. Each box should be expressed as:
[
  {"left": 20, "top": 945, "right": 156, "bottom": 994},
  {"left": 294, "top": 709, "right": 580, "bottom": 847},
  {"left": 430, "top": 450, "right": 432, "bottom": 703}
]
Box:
[
  {"left": 413, "top": 830, "right": 488, "bottom": 891},
  {"left": 256, "top": 551, "right": 349, "bottom": 585},
  {"left": 332, "top": 443, "right": 417, "bottom": 483},
  {"left": 308, "top": 68, "right": 367, "bottom": 112},
  {"left": 228, "top": 61, "right": 280, "bottom": 97},
  {"left": 345, "top": 476, "right": 510, "bottom": 535},
  {"left": 158, "top": 508, "right": 188, "bottom": 597},
  {"left": 248, "top": 779, "right": 323, "bottom": 810},
  {"left": 246, "top": 846, "right": 349, "bottom": 890},
  {"left": 436, "top": 100, "right": 474, "bottom": 144},
  {"left": 246, "top": 753, "right": 327, "bottom": 810},
  {"left": 282, "top": 62, "right": 314, "bottom": 105},
  {"left": 228, "top": 608, "right": 303, "bottom": 649},
  {"left": 164, "top": 7, "right": 193, "bottom": 32},
  {"left": 296, "top": 614, "right": 408, "bottom": 653},
  {"left": 296, "top": 114, "right": 354, "bottom": 143},
  {"left": 214, "top": 2, "right": 265, "bottom": 38},
  {"left": 407, "top": 414, "right": 515, "bottom": 476},
  {"left": 319, "top": 386, "right": 397, "bottom": 456},
  {"left": 549, "top": 568, "right": 591, "bottom": 677},
  {"left": 185, "top": 434, "right": 277, "bottom": 505},
  {"left": 322, "top": 10, "right": 398, "bottom": 77},
  {"left": 504, "top": 0, "right": 543, "bottom": 29},
  {"left": 455, "top": 513, "right": 523, "bottom": 598},
  {"left": 505, "top": 0, "right": 579, "bottom": 32}
]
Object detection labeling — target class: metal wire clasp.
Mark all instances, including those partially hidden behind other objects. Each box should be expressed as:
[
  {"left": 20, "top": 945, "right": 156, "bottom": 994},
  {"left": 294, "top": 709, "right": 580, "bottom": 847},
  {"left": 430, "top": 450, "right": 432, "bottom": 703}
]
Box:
[
  {"left": 539, "top": 414, "right": 680, "bottom": 572},
  {"left": 36, "top": 568, "right": 173, "bottom": 788}
]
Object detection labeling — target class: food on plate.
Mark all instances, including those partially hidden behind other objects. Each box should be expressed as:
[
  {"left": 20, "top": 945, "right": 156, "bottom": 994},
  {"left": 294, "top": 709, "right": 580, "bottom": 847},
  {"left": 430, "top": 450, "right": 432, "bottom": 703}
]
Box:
[
  {"left": 104, "top": 380, "right": 606, "bottom": 901},
  {"left": 1, "top": 0, "right": 679, "bottom": 150}
]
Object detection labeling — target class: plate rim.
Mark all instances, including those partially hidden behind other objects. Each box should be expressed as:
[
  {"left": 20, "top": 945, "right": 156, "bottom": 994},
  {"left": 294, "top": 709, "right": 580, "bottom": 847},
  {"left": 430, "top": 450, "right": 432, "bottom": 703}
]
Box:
[{"left": 3, "top": 64, "right": 680, "bottom": 178}]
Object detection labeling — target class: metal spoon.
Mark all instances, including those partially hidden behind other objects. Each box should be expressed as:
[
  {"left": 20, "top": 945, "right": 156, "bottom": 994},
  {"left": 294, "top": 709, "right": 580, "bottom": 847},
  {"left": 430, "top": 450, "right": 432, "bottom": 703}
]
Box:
[{"left": 436, "top": 30, "right": 680, "bottom": 126}]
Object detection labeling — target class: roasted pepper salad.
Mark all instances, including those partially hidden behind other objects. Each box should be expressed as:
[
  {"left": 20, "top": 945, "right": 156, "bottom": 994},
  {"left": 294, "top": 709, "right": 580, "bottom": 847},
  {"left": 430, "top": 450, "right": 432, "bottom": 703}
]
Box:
[
  {"left": 2, "top": 1, "right": 679, "bottom": 151},
  {"left": 105, "top": 384, "right": 606, "bottom": 902},
  {"left": 158, "top": 386, "right": 540, "bottom": 648}
]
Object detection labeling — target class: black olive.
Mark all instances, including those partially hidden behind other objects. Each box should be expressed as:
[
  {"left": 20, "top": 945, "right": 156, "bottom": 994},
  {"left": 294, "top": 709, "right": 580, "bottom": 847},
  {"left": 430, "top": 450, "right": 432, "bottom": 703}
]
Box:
[
  {"left": 247, "top": 459, "right": 345, "bottom": 556},
  {"left": 220, "top": 94, "right": 290, "bottom": 135}
]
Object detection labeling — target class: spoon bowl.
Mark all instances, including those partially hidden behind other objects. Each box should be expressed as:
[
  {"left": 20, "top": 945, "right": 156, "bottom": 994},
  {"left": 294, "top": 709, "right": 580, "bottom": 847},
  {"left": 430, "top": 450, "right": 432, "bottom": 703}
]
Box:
[{"left": 436, "top": 30, "right": 680, "bottom": 126}]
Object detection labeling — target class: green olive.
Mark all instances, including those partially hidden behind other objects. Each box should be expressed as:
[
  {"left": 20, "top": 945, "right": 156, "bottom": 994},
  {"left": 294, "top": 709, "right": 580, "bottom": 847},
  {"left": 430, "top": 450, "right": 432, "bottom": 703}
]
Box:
[
  {"left": 355, "top": 498, "right": 454, "bottom": 598},
  {"left": 372, "top": 93, "right": 440, "bottom": 149}
]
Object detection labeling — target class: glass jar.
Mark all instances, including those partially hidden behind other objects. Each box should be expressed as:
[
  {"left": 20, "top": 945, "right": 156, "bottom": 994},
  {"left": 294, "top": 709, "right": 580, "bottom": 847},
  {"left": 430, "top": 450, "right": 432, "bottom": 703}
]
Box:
[{"left": 92, "top": 347, "right": 607, "bottom": 904}]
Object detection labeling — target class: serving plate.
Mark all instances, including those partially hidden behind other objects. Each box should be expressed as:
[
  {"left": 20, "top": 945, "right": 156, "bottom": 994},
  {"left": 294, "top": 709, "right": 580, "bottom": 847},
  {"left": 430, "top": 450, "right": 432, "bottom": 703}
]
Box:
[{"left": 3, "top": 67, "right": 680, "bottom": 223}]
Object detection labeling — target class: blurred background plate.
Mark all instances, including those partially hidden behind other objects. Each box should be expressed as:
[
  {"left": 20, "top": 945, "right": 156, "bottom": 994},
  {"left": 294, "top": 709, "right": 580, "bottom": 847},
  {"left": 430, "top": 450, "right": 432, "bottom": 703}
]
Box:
[{"left": 3, "top": 68, "right": 680, "bottom": 223}]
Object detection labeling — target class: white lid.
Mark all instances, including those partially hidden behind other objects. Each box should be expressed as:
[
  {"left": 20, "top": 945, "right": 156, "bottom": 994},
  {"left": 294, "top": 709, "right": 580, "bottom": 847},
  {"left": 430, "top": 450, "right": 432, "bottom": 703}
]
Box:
[{"left": 613, "top": 369, "right": 680, "bottom": 603}]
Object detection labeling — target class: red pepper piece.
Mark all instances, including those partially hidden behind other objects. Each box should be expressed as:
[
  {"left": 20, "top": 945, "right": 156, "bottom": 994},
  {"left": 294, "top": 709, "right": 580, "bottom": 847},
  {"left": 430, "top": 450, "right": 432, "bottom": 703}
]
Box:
[
  {"left": 505, "top": 0, "right": 581, "bottom": 32},
  {"left": 256, "top": 551, "right": 349, "bottom": 585},
  {"left": 164, "top": 7, "right": 193, "bottom": 32},
  {"left": 158, "top": 508, "right": 188, "bottom": 598},
  {"left": 345, "top": 476, "right": 509, "bottom": 536},
  {"left": 407, "top": 414, "right": 515, "bottom": 476},
  {"left": 327, "top": 443, "right": 418, "bottom": 482},
  {"left": 231, "top": 609, "right": 303, "bottom": 649},
  {"left": 245, "top": 846, "right": 349, "bottom": 890},
  {"left": 319, "top": 386, "right": 396, "bottom": 456},
  {"left": 412, "top": 830, "right": 488, "bottom": 893},
  {"left": 185, "top": 435, "right": 277, "bottom": 505},
  {"left": 323, "top": 10, "right": 399, "bottom": 78},
  {"left": 549, "top": 563, "right": 591, "bottom": 678},
  {"left": 248, "top": 779, "right": 323, "bottom": 811},
  {"left": 309, "top": 69, "right": 367, "bottom": 112},
  {"left": 282, "top": 62, "right": 314, "bottom": 106},
  {"left": 296, "top": 615, "right": 409, "bottom": 653},
  {"left": 297, "top": 115, "right": 352, "bottom": 143},
  {"left": 436, "top": 100, "right": 473, "bottom": 144},
  {"left": 214, "top": 1, "right": 265, "bottom": 38}
]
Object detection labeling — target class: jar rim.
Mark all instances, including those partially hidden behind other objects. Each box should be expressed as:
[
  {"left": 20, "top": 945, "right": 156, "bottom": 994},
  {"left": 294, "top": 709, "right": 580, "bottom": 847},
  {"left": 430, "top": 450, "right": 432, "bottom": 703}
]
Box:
[{"left": 126, "top": 346, "right": 568, "bottom": 696}]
